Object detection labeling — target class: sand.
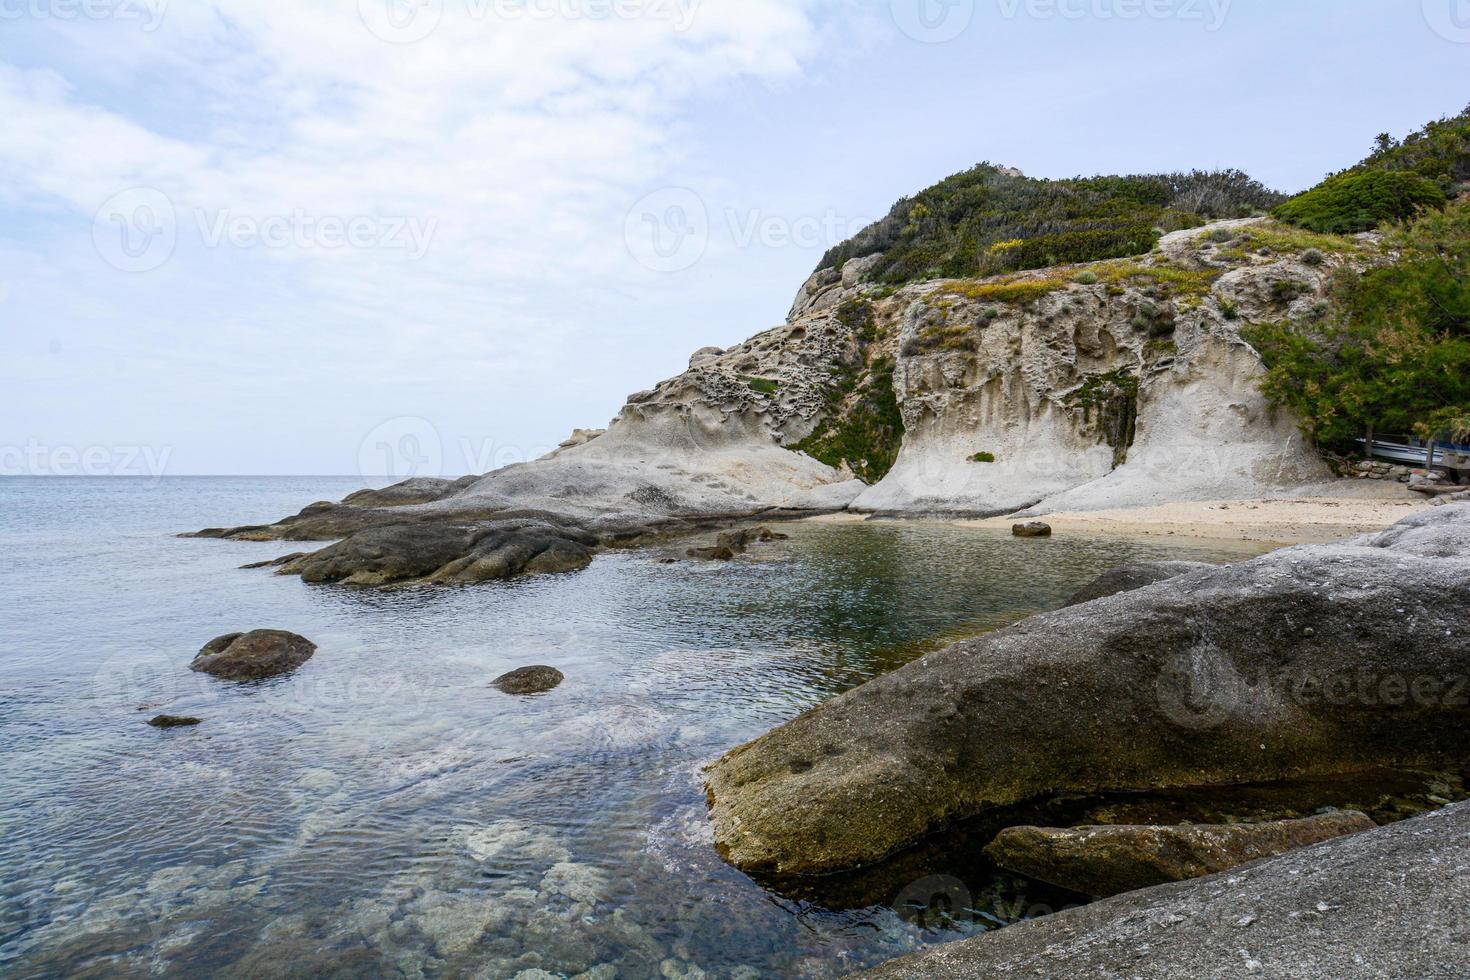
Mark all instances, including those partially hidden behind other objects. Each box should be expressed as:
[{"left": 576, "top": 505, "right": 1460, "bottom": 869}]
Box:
[{"left": 958, "top": 488, "right": 1431, "bottom": 546}]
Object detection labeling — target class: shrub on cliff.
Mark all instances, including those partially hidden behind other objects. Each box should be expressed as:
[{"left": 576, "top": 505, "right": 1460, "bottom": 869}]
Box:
[
  {"left": 818, "top": 165, "right": 1282, "bottom": 286},
  {"left": 1273, "top": 104, "right": 1469, "bottom": 233},
  {"left": 1246, "top": 198, "right": 1470, "bottom": 445},
  {"left": 1272, "top": 170, "right": 1446, "bottom": 234}
]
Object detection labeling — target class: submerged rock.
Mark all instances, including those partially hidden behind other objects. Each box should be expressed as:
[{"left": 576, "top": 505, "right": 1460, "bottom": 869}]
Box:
[
  {"left": 494, "top": 666, "right": 566, "bottom": 696},
  {"left": 704, "top": 505, "right": 1470, "bottom": 876},
  {"left": 190, "top": 630, "right": 317, "bottom": 681},
  {"left": 685, "top": 526, "right": 791, "bottom": 561},
  {"left": 1063, "top": 560, "right": 1217, "bottom": 606},
  {"left": 148, "top": 715, "right": 203, "bottom": 729},
  {"left": 859, "top": 802, "right": 1470, "bottom": 979},
  {"left": 985, "top": 810, "right": 1376, "bottom": 897},
  {"left": 1011, "top": 521, "right": 1052, "bottom": 538}
]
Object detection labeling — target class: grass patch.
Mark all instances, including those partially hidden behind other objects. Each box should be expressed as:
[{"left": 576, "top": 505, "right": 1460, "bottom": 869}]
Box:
[
  {"left": 1237, "top": 223, "right": 1360, "bottom": 256},
  {"left": 742, "top": 376, "right": 779, "bottom": 395},
  {"left": 969, "top": 451, "right": 997, "bottom": 463}
]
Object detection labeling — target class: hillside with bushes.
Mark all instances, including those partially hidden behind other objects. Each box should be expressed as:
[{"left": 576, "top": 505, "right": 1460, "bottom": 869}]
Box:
[{"left": 817, "top": 165, "right": 1283, "bottom": 285}]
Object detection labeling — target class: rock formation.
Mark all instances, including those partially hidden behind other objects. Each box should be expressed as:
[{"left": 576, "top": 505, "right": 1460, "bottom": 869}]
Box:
[
  {"left": 858, "top": 802, "right": 1470, "bottom": 979},
  {"left": 984, "top": 811, "right": 1376, "bottom": 897},
  {"left": 193, "top": 219, "right": 1384, "bottom": 589},
  {"left": 703, "top": 504, "right": 1470, "bottom": 876}
]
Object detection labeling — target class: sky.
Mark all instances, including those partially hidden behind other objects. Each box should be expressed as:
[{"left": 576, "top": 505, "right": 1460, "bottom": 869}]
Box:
[{"left": 1, "top": 0, "right": 1466, "bottom": 478}]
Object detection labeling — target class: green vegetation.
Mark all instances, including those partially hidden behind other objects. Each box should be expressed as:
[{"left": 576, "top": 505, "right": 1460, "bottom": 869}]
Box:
[
  {"left": 1273, "top": 170, "right": 1446, "bottom": 234},
  {"left": 817, "top": 164, "right": 1283, "bottom": 286},
  {"left": 941, "top": 259, "right": 1221, "bottom": 309},
  {"left": 1246, "top": 197, "right": 1470, "bottom": 446},
  {"left": 835, "top": 297, "right": 880, "bottom": 342},
  {"left": 790, "top": 357, "right": 905, "bottom": 484},
  {"left": 969, "top": 451, "right": 997, "bottom": 463},
  {"left": 1236, "top": 224, "right": 1358, "bottom": 256},
  {"left": 742, "top": 376, "right": 780, "bottom": 395},
  {"left": 1065, "top": 370, "right": 1139, "bottom": 467},
  {"left": 1273, "top": 104, "right": 1470, "bottom": 234}
]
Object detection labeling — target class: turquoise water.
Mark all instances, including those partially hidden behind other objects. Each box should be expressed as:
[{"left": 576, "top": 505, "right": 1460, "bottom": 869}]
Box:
[{"left": 0, "top": 477, "right": 1263, "bottom": 978}]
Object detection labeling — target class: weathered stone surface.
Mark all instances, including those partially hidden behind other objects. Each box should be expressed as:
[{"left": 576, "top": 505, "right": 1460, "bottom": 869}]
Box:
[
  {"left": 274, "top": 519, "right": 597, "bottom": 587},
  {"left": 190, "top": 631, "right": 317, "bottom": 681},
  {"left": 1011, "top": 521, "right": 1053, "bottom": 538},
  {"left": 493, "top": 666, "right": 566, "bottom": 696},
  {"left": 858, "top": 802, "right": 1470, "bottom": 979},
  {"left": 984, "top": 811, "right": 1376, "bottom": 897},
  {"left": 342, "top": 477, "right": 478, "bottom": 509},
  {"left": 1063, "top": 560, "right": 1217, "bottom": 607},
  {"left": 148, "top": 715, "right": 203, "bottom": 729},
  {"left": 704, "top": 505, "right": 1470, "bottom": 876}
]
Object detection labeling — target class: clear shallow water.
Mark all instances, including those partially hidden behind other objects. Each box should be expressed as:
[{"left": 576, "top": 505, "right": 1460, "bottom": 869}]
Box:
[{"left": 0, "top": 477, "right": 1265, "bottom": 979}]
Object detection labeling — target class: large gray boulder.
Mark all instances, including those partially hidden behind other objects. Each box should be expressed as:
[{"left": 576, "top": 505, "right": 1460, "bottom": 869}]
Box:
[
  {"left": 858, "top": 801, "right": 1470, "bottom": 979},
  {"left": 984, "top": 811, "right": 1376, "bottom": 897},
  {"left": 704, "top": 505, "right": 1470, "bottom": 876}
]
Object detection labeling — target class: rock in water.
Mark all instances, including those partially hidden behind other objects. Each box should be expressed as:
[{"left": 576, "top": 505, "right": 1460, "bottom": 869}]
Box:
[
  {"left": 704, "top": 505, "right": 1470, "bottom": 876},
  {"left": 493, "top": 666, "right": 565, "bottom": 695},
  {"left": 190, "top": 630, "right": 317, "bottom": 681},
  {"left": 1063, "top": 560, "right": 1216, "bottom": 606},
  {"left": 686, "top": 526, "right": 792, "bottom": 561},
  {"left": 985, "top": 811, "right": 1376, "bottom": 897},
  {"left": 857, "top": 802, "right": 1470, "bottom": 979},
  {"left": 148, "top": 715, "right": 203, "bottom": 729},
  {"left": 1012, "top": 521, "right": 1053, "bottom": 538}
]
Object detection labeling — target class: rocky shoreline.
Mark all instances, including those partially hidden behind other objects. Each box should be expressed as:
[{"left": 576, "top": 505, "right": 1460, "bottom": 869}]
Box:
[{"left": 694, "top": 503, "right": 1470, "bottom": 976}]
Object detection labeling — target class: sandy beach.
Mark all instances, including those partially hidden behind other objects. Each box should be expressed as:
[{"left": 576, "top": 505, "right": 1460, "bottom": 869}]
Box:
[{"left": 959, "top": 482, "right": 1431, "bottom": 546}]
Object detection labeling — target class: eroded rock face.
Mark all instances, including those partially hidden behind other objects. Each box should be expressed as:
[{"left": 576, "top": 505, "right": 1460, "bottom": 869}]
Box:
[
  {"left": 493, "top": 666, "right": 566, "bottom": 696},
  {"left": 1064, "top": 560, "right": 1218, "bottom": 606},
  {"left": 984, "top": 811, "right": 1376, "bottom": 897},
  {"left": 191, "top": 631, "right": 317, "bottom": 681},
  {"left": 858, "top": 802, "right": 1470, "bottom": 979},
  {"left": 704, "top": 505, "right": 1470, "bottom": 877}
]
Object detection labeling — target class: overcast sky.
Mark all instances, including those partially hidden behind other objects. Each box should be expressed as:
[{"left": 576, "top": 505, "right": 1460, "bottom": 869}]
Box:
[{"left": 2, "top": 0, "right": 1465, "bottom": 477}]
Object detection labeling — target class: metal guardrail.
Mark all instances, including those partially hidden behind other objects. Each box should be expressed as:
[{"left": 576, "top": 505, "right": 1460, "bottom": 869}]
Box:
[{"left": 1356, "top": 437, "right": 1470, "bottom": 468}]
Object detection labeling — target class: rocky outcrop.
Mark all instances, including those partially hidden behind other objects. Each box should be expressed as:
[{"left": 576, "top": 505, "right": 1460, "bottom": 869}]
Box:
[
  {"left": 341, "top": 476, "right": 479, "bottom": 509},
  {"left": 190, "top": 631, "right": 317, "bottom": 681},
  {"left": 1011, "top": 521, "right": 1052, "bottom": 538},
  {"left": 703, "top": 505, "right": 1470, "bottom": 876},
  {"left": 273, "top": 518, "right": 597, "bottom": 587},
  {"left": 492, "top": 666, "right": 566, "bottom": 695},
  {"left": 852, "top": 221, "right": 1349, "bottom": 515},
  {"left": 984, "top": 811, "right": 1376, "bottom": 897},
  {"left": 859, "top": 802, "right": 1470, "bottom": 979},
  {"left": 1063, "top": 560, "right": 1217, "bottom": 606}
]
